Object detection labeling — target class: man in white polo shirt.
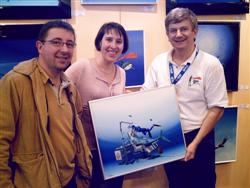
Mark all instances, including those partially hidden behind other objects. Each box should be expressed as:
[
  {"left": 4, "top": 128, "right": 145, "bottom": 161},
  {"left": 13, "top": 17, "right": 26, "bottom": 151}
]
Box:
[{"left": 142, "top": 7, "right": 228, "bottom": 188}]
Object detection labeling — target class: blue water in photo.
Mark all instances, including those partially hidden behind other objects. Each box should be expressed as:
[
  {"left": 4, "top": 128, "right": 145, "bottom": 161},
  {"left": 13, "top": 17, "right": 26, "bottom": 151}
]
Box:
[
  {"left": 196, "top": 22, "right": 239, "bottom": 91},
  {"left": 116, "top": 30, "right": 145, "bottom": 87},
  {"left": 215, "top": 107, "right": 238, "bottom": 163},
  {"left": 90, "top": 86, "right": 186, "bottom": 180},
  {"left": 0, "top": 39, "right": 38, "bottom": 78}
]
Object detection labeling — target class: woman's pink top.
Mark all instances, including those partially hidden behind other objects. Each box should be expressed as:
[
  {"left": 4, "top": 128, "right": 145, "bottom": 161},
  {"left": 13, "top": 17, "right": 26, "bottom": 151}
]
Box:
[{"left": 65, "top": 59, "right": 126, "bottom": 149}]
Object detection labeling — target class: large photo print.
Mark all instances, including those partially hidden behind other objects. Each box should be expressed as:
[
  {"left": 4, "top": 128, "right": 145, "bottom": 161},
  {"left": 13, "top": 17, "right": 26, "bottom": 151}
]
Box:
[
  {"left": 116, "top": 30, "right": 145, "bottom": 87},
  {"left": 215, "top": 106, "right": 238, "bottom": 163},
  {"left": 89, "top": 86, "right": 186, "bottom": 180}
]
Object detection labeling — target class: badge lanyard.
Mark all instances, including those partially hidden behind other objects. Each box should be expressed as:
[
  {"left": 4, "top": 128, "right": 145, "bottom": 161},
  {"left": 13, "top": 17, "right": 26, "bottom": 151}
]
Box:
[{"left": 169, "top": 49, "right": 199, "bottom": 85}]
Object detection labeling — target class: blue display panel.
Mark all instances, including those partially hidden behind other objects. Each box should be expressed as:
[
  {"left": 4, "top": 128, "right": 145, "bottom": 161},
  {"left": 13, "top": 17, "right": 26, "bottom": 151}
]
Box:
[
  {"left": 0, "top": 24, "right": 42, "bottom": 78},
  {"left": 177, "top": 0, "right": 241, "bottom": 3},
  {"left": 166, "top": 0, "right": 249, "bottom": 15},
  {"left": 116, "top": 30, "right": 145, "bottom": 87},
  {"left": 81, "top": 0, "right": 157, "bottom": 4},
  {"left": 196, "top": 22, "right": 240, "bottom": 91},
  {"left": 215, "top": 106, "right": 238, "bottom": 164},
  {"left": 0, "top": 0, "right": 58, "bottom": 6},
  {"left": 0, "top": 0, "right": 71, "bottom": 19}
]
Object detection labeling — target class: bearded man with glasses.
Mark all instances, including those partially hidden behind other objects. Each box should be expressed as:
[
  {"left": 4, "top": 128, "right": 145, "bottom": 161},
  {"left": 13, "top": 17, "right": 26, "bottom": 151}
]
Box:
[{"left": 0, "top": 20, "right": 92, "bottom": 188}]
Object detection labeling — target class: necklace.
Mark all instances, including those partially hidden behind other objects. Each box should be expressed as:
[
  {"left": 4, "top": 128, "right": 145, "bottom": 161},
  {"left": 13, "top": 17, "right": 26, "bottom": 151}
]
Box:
[{"left": 95, "top": 60, "right": 116, "bottom": 75}]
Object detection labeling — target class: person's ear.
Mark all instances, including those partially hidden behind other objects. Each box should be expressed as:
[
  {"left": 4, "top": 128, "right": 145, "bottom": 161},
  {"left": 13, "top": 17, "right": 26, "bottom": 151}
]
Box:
[{"left": 36, "top": 40, "right": 43, "bottom": 53}]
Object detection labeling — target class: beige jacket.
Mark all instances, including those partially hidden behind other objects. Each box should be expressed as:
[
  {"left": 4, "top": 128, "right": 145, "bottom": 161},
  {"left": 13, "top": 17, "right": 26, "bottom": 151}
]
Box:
[{"left": 0, "top": 58, "right": 92, "bottom": 188}]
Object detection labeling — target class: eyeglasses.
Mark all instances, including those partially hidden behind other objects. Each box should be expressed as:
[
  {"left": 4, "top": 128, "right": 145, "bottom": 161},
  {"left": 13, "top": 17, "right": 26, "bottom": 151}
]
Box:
[
  {"left": 42, "top": 39, "right": 76, "bottom": 49},
  {"left": 168, "top": 27, "right": 190, "bottom": 35}
]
